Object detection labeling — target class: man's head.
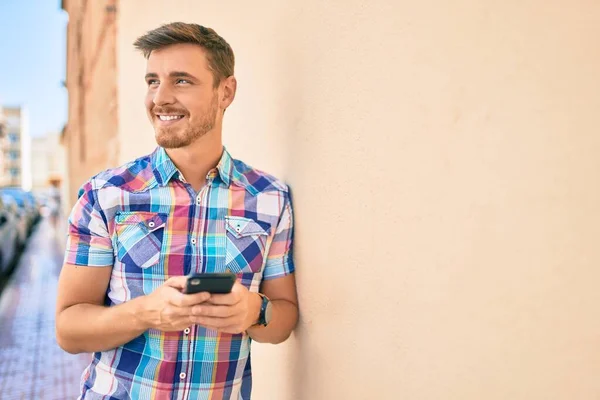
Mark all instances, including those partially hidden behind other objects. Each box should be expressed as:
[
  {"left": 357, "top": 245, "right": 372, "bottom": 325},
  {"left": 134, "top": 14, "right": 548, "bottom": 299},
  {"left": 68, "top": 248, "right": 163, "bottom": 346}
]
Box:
[{"left": 134, "top": 23, "right": 236, "bottom": 149}]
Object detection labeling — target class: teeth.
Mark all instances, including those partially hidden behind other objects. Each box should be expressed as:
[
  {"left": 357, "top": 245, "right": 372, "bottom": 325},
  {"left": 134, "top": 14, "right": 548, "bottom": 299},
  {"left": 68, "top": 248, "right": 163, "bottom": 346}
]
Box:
[{"left": 158, "top": 115, "right": 183, "bottom": 121}]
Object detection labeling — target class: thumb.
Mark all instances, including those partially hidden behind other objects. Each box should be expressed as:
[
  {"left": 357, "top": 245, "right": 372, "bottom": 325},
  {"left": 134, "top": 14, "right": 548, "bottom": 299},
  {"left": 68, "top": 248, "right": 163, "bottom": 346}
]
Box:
[{"left": 164, "top": 276, "right": 188, "bottom": 291}]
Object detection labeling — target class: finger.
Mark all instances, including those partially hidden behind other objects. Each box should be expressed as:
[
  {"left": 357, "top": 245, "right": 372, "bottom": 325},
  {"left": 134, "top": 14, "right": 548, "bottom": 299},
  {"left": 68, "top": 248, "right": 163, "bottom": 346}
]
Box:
[
  {"left": 180, "top": 292, "right": 212, "bottom": 307},
  {"left": 207, "top": 293, "right": 240, "bottom": 306},
  {"left": 170, "top": 291, "right": 211, "bottom": 307},
  {"left": 158, "top": 306, "right": 192, "bottom": 330},
  {"left": 165, "top": 318, "right": 194, "bottom": 332},
  {"left": 166, "top": 305, "right": 196, "bottom": 318},
  {"left": 163, "top": 276, "right": 188, "bottom": 290},
  {"left": 209, "top": 283, "right": 245, "bottom": 305},
  {"left": 159, "top": 286, "right": 185, "bottom": 307},
  {"left": 193, "top": 315, "right": 238, "bottom": 329},
  {"left": 191, "top": 304, "right": 239, "bottom": 318}
]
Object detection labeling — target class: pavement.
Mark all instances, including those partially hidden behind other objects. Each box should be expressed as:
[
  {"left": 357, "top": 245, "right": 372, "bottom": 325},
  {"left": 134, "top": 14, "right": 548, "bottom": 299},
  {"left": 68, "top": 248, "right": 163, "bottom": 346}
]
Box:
[{"left": 0, "top": 216, "right": 90, "bottom": 399}]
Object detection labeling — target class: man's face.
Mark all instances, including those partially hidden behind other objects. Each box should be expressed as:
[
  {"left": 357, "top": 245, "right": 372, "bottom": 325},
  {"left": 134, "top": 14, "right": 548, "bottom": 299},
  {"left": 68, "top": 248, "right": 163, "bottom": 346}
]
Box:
[{"left": 144, "top": 43, "right": 220, "bottom": 149}]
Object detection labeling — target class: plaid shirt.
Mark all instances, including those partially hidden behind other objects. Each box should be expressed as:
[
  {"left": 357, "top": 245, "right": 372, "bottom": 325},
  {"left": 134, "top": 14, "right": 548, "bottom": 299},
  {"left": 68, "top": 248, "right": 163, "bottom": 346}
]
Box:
[{"left": 64, "top": 146, "right": 294, "bottom": 400}]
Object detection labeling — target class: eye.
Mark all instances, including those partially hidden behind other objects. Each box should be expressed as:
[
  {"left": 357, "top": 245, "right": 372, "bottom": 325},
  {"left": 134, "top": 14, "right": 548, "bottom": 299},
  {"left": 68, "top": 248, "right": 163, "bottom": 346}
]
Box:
[
  {"left": 176, "top": 79, "right": 190, "bottom": 85},
  {"left": 147, "top": 79, "right": 159, "bottom": 86}
]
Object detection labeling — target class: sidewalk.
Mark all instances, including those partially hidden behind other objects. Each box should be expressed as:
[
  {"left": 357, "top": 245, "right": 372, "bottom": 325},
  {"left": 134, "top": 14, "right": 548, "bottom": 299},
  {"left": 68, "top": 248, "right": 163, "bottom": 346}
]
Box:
[{"left": 0, "top": 217, "right": 90, "bottom": 399}]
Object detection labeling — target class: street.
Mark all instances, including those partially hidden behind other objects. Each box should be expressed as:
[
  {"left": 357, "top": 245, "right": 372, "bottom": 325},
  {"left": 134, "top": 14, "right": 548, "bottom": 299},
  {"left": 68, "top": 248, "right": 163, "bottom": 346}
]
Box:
[{"left": 0, "top": 217, "right": 90, "bottom": 399}]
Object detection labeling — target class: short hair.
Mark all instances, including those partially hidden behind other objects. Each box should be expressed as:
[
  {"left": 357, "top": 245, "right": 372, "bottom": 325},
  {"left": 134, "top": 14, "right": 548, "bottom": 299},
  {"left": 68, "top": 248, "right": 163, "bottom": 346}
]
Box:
[{"left": 134, "top": 22, "right": 235, "bottom": 88}]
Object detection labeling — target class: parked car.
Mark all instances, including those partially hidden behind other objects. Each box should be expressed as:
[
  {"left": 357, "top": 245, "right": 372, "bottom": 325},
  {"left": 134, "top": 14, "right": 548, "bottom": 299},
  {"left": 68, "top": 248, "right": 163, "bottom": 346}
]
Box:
[
  {"left": 0, "top": 187, "right": 40, "bottom": 235},
  {"left": 0, "top": 196, "right": 19, "bottom": 274},
  {"left": 1, "top": 194, "right": 28, "bottom": 250}
]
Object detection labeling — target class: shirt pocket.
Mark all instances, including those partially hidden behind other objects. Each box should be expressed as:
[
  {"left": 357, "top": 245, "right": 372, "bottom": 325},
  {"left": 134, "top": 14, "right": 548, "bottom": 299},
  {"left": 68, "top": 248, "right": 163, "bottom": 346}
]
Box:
[
  {"left": 225, "top": 216, "right": 271, "bottom": 274},
  {"left": 115, "top": 212, "right": 167, "bottom": 269}
]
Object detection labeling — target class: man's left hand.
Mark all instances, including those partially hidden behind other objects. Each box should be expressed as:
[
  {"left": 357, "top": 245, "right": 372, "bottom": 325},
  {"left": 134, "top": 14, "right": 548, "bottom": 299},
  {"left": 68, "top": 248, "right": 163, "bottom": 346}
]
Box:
[{"left": 190, "top": 281, "right": 261, "bottom": 334}]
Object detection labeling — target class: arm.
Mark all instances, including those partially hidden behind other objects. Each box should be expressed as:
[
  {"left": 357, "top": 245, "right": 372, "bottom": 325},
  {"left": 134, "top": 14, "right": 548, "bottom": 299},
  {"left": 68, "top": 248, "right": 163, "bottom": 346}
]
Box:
[
  {"left": 247, "top": 274, "right": 298, "bottom": 343},
  {"left": 56, "top": 269, "right": 211, "bottom": 354},
  {"left": 55, "top": 179, "right": 138, "bottom": 354},
  {"left": 55, "top": 263, "right": 146, "bottom": 354}
]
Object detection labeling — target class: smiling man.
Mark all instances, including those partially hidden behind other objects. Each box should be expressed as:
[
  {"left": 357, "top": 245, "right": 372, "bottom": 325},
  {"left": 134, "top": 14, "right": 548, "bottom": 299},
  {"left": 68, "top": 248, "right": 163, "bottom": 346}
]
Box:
[{"left": 55, "top": 23, "right": 298, "bottom": 400}]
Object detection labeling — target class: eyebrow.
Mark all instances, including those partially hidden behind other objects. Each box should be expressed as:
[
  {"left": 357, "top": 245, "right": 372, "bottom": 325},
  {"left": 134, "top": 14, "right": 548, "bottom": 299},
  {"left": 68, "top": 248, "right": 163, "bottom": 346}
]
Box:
[{"left": 144, "top": 71, "right": 199, "bottom": 81}]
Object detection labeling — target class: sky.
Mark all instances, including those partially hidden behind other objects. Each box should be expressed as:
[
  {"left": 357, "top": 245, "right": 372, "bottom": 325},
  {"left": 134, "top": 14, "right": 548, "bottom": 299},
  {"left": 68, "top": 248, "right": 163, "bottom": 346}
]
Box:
[{"left": 0, "top": 0, "right": 68, "bottom": 138}]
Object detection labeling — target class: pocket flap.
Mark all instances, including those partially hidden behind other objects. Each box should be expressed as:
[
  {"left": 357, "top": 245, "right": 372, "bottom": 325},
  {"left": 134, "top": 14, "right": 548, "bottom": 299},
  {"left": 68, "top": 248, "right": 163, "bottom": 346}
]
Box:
[
  {"left": 115, "top": 212, "right": 166, "bottom": 232},
  {"left": 225, "top": 216, "right": 271, "bottom": 239}
]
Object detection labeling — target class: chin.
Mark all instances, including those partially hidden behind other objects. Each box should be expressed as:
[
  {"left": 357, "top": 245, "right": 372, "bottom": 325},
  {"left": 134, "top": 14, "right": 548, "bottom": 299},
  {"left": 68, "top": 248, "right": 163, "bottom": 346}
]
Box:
[
  {"left": 156, "top": 137, "right": 188, "bottom": 149},
  {"left": 155, "top": 132, "right": 184, "bottom": 149}
]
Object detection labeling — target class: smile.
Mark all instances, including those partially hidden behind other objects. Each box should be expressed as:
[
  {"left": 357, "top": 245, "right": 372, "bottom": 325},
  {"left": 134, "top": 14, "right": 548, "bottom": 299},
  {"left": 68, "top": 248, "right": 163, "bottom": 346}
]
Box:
[{"left": 157, "top": 115, "right": 184, "bottom": 121}]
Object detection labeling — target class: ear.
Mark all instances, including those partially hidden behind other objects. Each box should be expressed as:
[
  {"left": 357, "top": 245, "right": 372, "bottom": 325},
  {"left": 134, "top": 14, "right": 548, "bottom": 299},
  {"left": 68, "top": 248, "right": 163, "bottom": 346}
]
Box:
[{"left": 221, "top": 76, "right": 237, "bottom": 111}]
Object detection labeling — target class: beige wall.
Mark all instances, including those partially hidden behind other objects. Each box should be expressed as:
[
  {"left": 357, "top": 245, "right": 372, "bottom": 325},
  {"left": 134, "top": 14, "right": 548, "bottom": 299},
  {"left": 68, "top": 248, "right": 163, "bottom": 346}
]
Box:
[
  {"left": 62, "top": 0, "right": 118, "bottom": 207},
  {"left": 118, "top": 1, "right": 600, "bottom": 399}
]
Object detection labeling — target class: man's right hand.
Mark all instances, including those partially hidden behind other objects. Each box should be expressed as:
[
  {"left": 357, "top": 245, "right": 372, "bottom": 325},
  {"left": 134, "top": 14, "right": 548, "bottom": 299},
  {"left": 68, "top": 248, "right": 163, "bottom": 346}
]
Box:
[
  {"left": 57, "top": 268, "right": 212, "bottom": 354},
  {"left": 137, "top": 276, "right": 211, "bottom": 332}
]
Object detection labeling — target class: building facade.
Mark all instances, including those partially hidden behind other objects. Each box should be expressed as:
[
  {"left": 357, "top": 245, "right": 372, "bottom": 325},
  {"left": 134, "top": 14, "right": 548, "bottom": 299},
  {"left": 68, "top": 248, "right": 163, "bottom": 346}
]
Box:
[
  {"left": 30, "top": 132, "right": 68, "bottom": 216},
  {"left": 0, "top": 106, "right": 6, "bottom": 187},
  {"left": 61, "top": 0, "right": 119, "bottom": 208},
  {"left": 0, "top": 106, "right": 29, "bottom": 189},
  {"left": 31, "top": 132, "right": 67, "bottom": 188}
]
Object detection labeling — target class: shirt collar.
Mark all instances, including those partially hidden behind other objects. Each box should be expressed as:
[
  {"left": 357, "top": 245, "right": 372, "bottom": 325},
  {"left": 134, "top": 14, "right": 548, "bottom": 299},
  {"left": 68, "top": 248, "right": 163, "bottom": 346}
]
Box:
[{"left": 151, "top": 146, "right": 235, "bottom": 187}]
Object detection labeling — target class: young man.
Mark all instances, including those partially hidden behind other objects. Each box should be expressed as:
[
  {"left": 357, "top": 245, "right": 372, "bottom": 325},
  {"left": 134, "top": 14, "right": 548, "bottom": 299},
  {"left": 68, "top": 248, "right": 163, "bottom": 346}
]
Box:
[{"left": 56, "top": 22, "right": 298, "bottom": 399}]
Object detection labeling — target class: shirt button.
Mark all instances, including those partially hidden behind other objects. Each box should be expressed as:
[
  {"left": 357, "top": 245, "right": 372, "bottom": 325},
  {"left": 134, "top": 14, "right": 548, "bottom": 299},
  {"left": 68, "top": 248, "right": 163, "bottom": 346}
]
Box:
[
  {"left": 184, "top": 328, "right": 191, "bottom": 335},
  {"left": 179, "top": 372, "right": 186, "bottom": 380},
  {"left": 148, "top": 221, "right": 155, "bottom": 228},
  {"left": 191, "top": 238, "right": 197, "bottom": 245}
]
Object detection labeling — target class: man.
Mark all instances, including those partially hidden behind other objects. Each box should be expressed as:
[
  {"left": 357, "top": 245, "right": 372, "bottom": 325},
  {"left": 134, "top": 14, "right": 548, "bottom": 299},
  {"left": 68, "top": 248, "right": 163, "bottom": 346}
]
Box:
[{"left": 56, "top": 22, "right": 298, "bottom": 400}]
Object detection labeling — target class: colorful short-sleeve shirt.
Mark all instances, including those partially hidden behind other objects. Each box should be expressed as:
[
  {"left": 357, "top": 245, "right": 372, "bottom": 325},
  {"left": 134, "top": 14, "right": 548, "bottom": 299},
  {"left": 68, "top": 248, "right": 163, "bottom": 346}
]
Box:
[{"left": 64, "top": 146, "right": 295, "bottom": 400}]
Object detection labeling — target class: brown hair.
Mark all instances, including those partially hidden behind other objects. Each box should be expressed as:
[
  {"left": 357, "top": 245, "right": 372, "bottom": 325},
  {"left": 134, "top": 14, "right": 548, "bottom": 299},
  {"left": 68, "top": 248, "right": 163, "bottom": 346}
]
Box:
[{"left": 134, "top": 22, "right": 235, "bottom": 88}]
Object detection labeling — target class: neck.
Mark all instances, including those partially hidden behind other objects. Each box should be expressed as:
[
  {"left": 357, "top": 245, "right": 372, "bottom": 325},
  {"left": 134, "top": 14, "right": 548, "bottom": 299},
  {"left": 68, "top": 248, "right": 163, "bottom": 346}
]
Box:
[{"left": 165, "top": 133, "right": 223, "bottom": 192}]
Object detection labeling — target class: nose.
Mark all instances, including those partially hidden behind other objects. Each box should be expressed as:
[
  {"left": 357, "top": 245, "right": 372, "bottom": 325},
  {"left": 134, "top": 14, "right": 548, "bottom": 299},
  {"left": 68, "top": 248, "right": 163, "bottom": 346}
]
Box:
[{"left": 152, "top": 83, "right": 175, "bottom": 106}]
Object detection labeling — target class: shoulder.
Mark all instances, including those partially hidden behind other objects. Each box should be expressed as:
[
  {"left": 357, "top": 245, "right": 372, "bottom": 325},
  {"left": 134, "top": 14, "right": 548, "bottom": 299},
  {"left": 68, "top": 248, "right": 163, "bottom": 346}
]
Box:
[
  {"left": 80, "top": 153, "right": 157, "bottom": 198},
  {"left": 232, "top": 158, "right": 290, "bottom": 196}
]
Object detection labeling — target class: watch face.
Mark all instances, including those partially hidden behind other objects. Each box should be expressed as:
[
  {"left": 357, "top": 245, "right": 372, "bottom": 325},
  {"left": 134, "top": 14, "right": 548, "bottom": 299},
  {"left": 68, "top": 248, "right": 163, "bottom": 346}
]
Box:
[{"left": 264, "top": 300, "right": 273, "bottom": 325}]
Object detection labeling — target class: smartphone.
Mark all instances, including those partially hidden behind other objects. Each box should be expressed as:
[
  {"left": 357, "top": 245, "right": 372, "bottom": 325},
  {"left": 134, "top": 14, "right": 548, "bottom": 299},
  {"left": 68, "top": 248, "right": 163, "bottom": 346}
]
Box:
[{"left": 185, "top": 273, "right": 236, "bottom": 294}]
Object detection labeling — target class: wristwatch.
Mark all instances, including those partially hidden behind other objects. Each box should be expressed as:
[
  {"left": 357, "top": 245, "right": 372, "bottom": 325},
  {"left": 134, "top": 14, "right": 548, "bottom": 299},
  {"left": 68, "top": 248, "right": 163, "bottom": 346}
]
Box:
[{"left": 256, "top": 293, "right": 272, "bottom": 327}]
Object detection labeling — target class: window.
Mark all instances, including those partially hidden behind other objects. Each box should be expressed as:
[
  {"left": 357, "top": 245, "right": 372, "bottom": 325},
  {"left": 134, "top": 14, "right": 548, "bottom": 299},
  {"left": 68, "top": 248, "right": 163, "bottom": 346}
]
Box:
[
  {"left": 10, "top": 168, "right": 19, "bottom": 177},
  {"left": 9, "top": 151, "right": 19, "bottom": 160},
  {"left": 8, "top": 133, "right": 18, "bottom": 143}
]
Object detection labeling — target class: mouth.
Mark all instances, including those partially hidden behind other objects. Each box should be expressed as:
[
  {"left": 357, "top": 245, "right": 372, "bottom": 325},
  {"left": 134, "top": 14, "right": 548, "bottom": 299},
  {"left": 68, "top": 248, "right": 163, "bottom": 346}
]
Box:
[{"left": 155, "top": 114, "right": 186, "bottom": 126}]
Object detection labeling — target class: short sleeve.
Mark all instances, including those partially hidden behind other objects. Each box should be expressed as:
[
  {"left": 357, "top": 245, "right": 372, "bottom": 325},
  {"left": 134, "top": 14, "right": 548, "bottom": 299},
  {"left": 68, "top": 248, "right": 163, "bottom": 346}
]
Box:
[
  {"left": 262, "top": 190, "right": 295, "bottom": 280},
  {"left": 63, "top": 180, "right": 114, "bottom": 267}
]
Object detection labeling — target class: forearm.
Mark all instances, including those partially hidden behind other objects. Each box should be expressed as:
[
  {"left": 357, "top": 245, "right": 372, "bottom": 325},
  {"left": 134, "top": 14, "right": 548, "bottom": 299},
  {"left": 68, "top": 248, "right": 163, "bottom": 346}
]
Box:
[
  {"left": 247, "top": 297, "right": 298, "bottom": 344},
  {"left": 56, "top": 297, "right": 148, "bottom": 354}
]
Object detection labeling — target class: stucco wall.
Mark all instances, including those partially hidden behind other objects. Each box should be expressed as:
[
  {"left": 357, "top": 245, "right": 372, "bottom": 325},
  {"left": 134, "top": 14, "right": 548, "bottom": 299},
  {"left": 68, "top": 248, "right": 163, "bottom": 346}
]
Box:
[
  {"left": 118, "top": 1, "right": 600, "bottom": 399},
  {"left": 63, "top": 0, "right": 118, "bottom": 206}
]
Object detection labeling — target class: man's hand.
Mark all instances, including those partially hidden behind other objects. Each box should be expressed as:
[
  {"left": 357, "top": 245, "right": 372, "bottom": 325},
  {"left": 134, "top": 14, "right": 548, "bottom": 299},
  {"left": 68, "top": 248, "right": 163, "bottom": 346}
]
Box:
[
  {"left": 138, "top": 276, "right": 211, "bottom": 332},
  {"left": 190, "top": 281, "right": 261, "bottom": 334}
]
